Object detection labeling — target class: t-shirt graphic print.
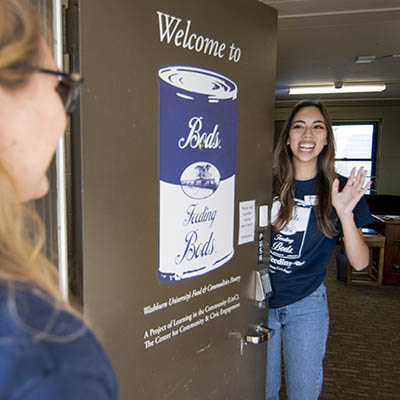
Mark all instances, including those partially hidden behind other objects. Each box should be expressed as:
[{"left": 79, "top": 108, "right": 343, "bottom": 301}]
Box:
[{"left": 270, "top": 198, "right": 312, "bottom": 273}]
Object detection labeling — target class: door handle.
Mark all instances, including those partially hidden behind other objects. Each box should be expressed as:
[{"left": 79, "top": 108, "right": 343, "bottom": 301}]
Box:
[{"left": 245, "top": 324, "right": 272, "bottom": 344}]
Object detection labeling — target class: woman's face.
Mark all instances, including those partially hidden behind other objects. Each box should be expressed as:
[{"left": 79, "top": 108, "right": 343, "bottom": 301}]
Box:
[
  {"left": 0, "top": 42, "right": 66, "bottom": 201},
  {"left": 287, "top": 106, "right": 328, "bottom": 172}
]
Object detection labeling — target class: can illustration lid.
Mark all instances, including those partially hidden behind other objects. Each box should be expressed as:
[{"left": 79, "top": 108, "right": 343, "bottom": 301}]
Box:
[{"left": 158, "top": 65, "right": 238, "bottom": 103}]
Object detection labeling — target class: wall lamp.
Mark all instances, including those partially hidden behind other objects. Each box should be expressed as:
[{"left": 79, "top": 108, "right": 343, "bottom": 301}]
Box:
[{"left": 289, "top": 83, "right": 386, "bottom": 95}]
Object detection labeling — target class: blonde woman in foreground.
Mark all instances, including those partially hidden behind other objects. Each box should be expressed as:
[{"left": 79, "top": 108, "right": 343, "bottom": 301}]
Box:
[{"left": 0, "top": 0, "right": 118, "bottom": 398}]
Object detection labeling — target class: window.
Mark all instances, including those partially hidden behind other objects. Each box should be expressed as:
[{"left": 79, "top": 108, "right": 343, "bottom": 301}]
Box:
[
  {"left": 29, "top": 0, "right": 60, "bottom": 266},
  {"left": 333, "top": 122, "right": 378, "bottom": 192}
]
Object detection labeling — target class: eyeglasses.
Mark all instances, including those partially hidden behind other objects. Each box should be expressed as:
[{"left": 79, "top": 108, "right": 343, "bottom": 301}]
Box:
[{"left": 37, "top": 68, "right": 83, "bottom": 114}]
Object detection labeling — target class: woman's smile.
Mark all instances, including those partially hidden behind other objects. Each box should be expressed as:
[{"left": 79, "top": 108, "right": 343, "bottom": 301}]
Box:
[
  {"left": 287, "top": 106, "right": 328, "bottom": 175},
  {"left": 298, "top": 142, "right": 316, "bottom": 152}
]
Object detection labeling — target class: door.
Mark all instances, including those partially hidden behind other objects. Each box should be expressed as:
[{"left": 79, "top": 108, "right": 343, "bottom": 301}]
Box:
[{"left": 70, "top": 0, "right": 277, "bottom": 398}]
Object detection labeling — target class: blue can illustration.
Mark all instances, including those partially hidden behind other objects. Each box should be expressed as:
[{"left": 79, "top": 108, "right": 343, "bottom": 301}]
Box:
[{"left": 158, "top": 65, "right": 238, "bottom": 281}]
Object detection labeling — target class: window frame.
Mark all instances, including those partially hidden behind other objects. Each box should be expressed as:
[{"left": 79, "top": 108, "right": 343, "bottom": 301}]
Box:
[{"left": 332, "top": 120, "right": 379, "bottom": 193}]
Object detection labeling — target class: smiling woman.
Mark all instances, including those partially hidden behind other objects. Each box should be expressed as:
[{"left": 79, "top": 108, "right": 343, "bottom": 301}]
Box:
[
  {"left": 0, "top": 1, "right": 118, "bottom": 398},
  {"left": 286, "top": 106, "right": 328, "bottom": 179},
  {"left": 273, "top": 101, "right": 337, "bottom": 237},
  {"left": 266, "top": 100, "right": 374, "bottom": 400}
]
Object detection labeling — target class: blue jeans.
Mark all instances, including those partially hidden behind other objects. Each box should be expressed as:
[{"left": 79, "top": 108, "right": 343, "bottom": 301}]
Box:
[{"left": 266, "top": 283, "right": 329, "bottom": 400}]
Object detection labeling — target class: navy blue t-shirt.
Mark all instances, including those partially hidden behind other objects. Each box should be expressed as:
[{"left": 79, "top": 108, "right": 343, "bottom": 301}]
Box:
[
  {"left": 268, "top": 176, "right": 373, "bottom": 309},
  {"left": 0, "top": 281, "right": 118, "bottom": 399}
]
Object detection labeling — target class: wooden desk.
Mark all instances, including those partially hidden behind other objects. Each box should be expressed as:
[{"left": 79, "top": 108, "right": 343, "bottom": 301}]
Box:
[
  {"left": 344, "top": 233, "right": 385, "bottom": 286},
  {"left": 371, "top": 216, "right": 400, "bottom": 285}
]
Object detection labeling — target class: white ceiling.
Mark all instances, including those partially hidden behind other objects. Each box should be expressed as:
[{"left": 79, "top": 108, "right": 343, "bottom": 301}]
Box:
[{"left": 260, "top": 0, "right": 400, "bottom": 100}]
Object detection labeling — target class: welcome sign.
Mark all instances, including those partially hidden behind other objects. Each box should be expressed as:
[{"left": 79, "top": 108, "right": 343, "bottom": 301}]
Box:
[{"left": 156, "top": 11, "right": 242, "bottom": 62}]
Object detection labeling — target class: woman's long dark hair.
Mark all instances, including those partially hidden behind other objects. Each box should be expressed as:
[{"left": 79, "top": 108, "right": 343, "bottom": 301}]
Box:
[{"left": 273, "top": 100, "right": 338, "bottom": 238}]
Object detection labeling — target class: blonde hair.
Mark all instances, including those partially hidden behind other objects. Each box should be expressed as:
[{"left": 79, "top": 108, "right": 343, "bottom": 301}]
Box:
[
  {"left": 0, "top": 0, "right": 42, "bottom": 87},
  {"left": 0, "top": 0, "right": 74, "bottom": 314}
]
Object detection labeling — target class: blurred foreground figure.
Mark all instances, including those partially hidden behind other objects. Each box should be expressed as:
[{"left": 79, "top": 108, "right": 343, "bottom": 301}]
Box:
[{"left": 0, "top": 1, "right": 118, "bottom": 398}]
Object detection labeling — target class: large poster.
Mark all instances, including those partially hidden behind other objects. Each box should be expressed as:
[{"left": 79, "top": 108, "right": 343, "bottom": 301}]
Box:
[{"left": 158, "top": 65, "right": 237, "bottom": 281}]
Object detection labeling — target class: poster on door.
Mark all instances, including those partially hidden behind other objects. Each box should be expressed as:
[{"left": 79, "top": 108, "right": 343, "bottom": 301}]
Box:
[{"left": 158, "top": 65, "right": 238, "bottom": 281}]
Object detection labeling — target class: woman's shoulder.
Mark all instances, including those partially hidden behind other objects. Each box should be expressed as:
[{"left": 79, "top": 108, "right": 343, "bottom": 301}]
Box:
[
  {"left": 0, "top": 281, "right": 83, "bottom": 338},
  {"left": 0, "top": 282, "right": 118, "bottom": 399}
]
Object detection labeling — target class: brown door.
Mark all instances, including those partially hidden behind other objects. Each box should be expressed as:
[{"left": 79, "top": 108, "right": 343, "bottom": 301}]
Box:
[{"left": 70, "top": 0, "right": 277, "bottom": 398}]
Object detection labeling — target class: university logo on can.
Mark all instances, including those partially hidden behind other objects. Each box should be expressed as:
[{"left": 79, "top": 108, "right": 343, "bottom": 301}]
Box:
[{"left": 158, "top": 65, "right": 238, "bottom": 281}]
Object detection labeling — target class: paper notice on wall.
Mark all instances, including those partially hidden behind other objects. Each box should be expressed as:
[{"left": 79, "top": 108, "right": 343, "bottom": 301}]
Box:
[{"left": 238, "top": 200, "right": 256, "bottom": 245}]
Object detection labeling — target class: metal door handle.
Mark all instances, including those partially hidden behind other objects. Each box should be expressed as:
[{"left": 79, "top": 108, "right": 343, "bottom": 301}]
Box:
[{"left": 245, "top": 324, "right": 272, "bottom": 344}]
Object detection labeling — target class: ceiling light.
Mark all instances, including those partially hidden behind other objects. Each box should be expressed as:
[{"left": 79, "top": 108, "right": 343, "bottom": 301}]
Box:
[
  {"left": 289, "top": 84, "right": 386, "bottom": 95},
  {"left": 355, "top": 56, "right": 376, "bottom": 64}
]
